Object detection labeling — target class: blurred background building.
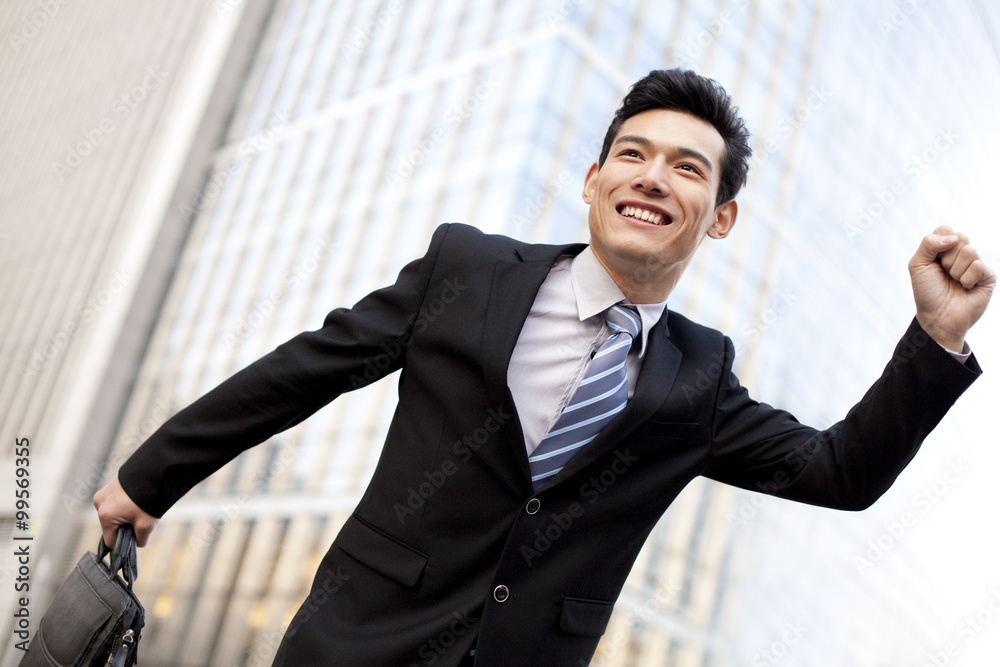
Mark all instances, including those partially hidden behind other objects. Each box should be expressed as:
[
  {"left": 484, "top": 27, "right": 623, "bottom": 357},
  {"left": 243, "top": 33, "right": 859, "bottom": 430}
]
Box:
[{"left": 2, "top": 1, "right": 999, "bottom": 665}]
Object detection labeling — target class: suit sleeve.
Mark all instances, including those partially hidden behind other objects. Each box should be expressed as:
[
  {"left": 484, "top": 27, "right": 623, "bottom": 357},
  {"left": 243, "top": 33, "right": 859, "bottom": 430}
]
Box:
[
  {"left": 703, "top": 318, "right": 981, "bottom": 510},
  {"left": 118, "top": 224, "right": 455, "bottom": 517}
]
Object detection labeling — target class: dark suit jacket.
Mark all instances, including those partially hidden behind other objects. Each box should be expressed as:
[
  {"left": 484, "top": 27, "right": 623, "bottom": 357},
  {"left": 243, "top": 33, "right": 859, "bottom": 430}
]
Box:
[{"left": 120, "top": 223, "right": 981, "bottom": 666}]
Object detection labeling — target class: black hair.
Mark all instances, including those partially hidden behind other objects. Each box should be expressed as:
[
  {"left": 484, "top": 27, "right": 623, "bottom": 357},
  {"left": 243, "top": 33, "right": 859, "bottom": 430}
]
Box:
[{"left": 598, "top": 69, "right": 751, "bottom": 206}]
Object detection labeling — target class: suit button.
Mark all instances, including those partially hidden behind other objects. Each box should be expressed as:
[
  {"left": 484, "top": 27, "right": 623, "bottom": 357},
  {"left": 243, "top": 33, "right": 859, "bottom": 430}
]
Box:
[
  {"left": 525, "top": 498, "right": 540, "bottom": 515},
  {"left": 493, "top": 585, "right": 509, "bottom": 603}
]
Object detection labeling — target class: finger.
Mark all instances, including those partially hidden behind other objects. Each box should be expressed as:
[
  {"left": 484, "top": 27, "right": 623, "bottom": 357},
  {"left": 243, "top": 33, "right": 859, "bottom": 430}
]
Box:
[
  {"left": 102, "top": 526, "right": 119, "bottom": 550},
  {"left": 938, "top": 232, "right": 971, "bottom": 274},
  {"left": 944, "top": 242, "right": 977, "bottom": 283},
  {"left": 958, "top": 258, "right": 997, "bottom": 290},
  {"left": 132, "top": 516, "right": 157, "bottom": 547},
  {"left": 95, "top": 505, "right": 123, "bottom": 550},
  {"left": 94, "top": 500, "right": 121, "bottom": 550},
  {"left": 93, "top": 483, "right": 120, "bottom": 548},
  {"left": 910, "top": 231, "right": 960, "bottom": 271}
]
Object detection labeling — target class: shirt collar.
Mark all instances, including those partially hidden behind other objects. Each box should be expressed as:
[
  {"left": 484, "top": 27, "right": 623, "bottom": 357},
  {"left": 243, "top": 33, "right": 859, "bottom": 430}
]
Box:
[{"left": 569, "top": 246, "right": 668, "bottom": 355}]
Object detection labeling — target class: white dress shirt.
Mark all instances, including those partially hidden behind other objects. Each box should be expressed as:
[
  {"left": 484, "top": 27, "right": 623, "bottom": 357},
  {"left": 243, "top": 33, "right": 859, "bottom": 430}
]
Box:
[{"left": 507, "top": 247, "right": 667, "bottom": 456}]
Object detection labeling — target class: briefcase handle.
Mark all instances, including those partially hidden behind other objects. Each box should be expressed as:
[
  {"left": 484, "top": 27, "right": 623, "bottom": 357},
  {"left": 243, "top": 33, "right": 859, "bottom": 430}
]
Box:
[{"left": 97, "top": 524, "right": 138, "bottom": 590}]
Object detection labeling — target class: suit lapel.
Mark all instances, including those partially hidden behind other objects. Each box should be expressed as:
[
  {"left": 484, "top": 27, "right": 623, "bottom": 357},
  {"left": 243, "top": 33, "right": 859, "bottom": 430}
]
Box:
[
  {"left": 480, "top": 242, "right": 586, "bottom": 480},
  {"left": 542, "top": 312, "right": 683, "bottom": 489}
]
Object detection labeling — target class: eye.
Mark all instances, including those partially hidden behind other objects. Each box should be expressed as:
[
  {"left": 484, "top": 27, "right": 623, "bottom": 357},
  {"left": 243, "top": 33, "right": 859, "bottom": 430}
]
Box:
[
  {"left": 678, "top": 163, "right": 703, "bottom": 176},
  {"left": 618, "top": 149, "right": 641, "bottom": 159}
]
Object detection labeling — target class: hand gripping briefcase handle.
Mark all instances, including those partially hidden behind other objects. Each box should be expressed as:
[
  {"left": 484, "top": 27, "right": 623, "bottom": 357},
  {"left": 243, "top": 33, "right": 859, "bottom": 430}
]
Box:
[{"left": 19, "top": 524, "right": 145, "bottom": 667}]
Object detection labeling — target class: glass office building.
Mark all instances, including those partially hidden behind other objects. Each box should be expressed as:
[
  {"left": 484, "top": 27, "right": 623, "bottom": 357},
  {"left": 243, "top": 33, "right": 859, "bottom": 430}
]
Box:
[{"left": 3, "top": 1, "right": 998, "bottom": 666}]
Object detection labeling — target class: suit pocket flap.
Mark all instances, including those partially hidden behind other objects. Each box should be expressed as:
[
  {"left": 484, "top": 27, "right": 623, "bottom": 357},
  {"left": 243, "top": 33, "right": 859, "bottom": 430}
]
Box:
[
  {"left": 560, "top": 597, "right": 614, "bottom": 637},
  {"left": 335, "top": 516, "right": 428, "bottom": 587}
]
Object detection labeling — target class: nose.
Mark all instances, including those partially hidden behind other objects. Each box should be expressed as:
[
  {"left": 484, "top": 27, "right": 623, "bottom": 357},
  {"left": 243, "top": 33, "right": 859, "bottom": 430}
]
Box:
[{"left": 632, "top": 159, "right": 669, "bottom": 196}]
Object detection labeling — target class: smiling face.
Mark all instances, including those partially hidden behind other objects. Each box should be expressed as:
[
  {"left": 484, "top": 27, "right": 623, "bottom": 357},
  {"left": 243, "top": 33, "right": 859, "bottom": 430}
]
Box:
[{"left": 583, "top": 108, "right": 738, "bottom": 303}]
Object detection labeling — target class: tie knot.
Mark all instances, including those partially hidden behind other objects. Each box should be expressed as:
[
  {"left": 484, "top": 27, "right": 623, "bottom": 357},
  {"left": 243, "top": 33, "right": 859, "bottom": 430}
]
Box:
[{"left": 606, "top": 304, "right": 640, "bottom": 340}]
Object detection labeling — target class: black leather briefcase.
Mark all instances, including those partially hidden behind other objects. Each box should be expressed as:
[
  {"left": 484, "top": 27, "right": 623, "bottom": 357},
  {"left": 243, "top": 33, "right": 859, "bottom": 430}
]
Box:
[{"left": 19, "top": 524, "right": 144, "bottom": 667}]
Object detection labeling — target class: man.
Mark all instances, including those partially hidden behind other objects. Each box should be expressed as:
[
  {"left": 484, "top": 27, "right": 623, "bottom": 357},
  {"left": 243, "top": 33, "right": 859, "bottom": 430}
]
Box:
[{"left": 94, "top": 69, "right": 994, "bottom": 666}]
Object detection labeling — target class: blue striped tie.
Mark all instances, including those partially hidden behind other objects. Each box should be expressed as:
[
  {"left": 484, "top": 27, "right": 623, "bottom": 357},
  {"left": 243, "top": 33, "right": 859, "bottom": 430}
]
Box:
[{"left": 528, "top": 304, "right": 640, "bottom": 490}]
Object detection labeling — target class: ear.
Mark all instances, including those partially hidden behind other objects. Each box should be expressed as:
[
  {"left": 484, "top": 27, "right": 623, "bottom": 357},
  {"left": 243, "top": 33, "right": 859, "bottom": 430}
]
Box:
[
  {"left": 707, "top": 200, "right": 737, "bottom": 239},
  {"left": 582, "top": 162, "right": 599, "bottom": 204}
]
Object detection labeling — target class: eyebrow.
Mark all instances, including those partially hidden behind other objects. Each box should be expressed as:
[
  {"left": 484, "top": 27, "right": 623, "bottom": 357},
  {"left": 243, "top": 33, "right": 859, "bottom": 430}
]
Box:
[{"left": 612, "top": 134, "right": 715, "bottom": 174}]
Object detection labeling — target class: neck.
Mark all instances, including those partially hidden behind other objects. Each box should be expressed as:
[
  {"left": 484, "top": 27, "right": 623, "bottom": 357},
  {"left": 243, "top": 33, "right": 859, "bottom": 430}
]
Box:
[{"left": 593, "top": 255, "right": 681, "bottom": 305}]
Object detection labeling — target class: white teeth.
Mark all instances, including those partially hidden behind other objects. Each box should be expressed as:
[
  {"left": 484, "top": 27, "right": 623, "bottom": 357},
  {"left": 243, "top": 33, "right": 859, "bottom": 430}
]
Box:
[{"left": 620, "top": 205, "right": 665, "bottom": 225}]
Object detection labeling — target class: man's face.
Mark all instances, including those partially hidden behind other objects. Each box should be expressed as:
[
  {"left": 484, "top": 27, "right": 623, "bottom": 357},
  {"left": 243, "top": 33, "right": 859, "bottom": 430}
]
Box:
[{"left": 583, "top": 109, "right": 737, "bottom": 299}]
